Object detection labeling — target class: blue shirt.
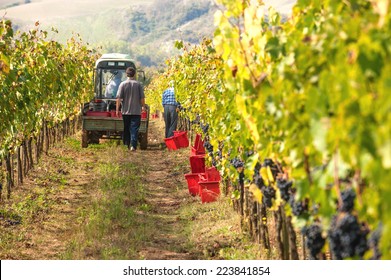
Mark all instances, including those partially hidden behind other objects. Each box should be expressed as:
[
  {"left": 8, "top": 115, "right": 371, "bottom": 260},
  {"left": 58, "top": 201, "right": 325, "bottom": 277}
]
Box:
[{"left": 162, "top": 87, "right": 178, "bottom": 106}]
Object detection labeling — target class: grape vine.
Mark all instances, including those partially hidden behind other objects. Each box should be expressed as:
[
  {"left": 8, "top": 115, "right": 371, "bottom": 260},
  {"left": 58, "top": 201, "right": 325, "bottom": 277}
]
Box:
[
  {"left": 146, "top": 0, "right": 391, "bottom": 259},
  {"left": 0, "top": 20, "right": 96, "bottom": 197},
  {"left": 0, "top": 20, "right": 96, "bottom": 160}
]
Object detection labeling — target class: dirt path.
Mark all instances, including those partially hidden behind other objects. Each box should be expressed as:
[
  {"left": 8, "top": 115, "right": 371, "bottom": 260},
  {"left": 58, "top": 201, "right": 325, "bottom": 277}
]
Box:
[
  {"left": 0, "top": 119, "right": 259, "bottom": 260},
  {"left": 126, "top": 120, "right": 201, "bottom": 259},
  {"left": 0, "top": 119, "right": 201, "bottom": 259}
]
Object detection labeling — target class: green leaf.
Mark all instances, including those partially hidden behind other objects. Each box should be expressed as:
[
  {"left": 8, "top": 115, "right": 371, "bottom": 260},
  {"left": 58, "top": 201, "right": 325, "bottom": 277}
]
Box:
[{"left": 174, "top": 40, "right": 184, "bottom": 50}]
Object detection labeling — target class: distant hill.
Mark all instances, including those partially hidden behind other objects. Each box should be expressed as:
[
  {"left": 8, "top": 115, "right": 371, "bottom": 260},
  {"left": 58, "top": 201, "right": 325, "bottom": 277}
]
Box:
[
  {"left": 0, "top": 0, "right": 25, "bottom": 9},
  {"left": 1, "top": 0, "right": 296, "bottom": 67},
  {"left": 1, "top": 0, "right": 217, "bottom": 67}
]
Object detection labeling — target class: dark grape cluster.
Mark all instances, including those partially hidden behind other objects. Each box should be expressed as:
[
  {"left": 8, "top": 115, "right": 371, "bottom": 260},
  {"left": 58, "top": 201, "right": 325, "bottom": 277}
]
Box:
[
  {"left": 339, "top": 188, "right": 356, "bottom": 213},
  {"left": 261, "top": 185, "right": 276, "bottom": 208},
  {"left": 230, "top": 158, "right": 244, "bottom": 169},
  {"left": 230, "top": 158, "right": 245, "bottom": 184},
  {"left": 202, "top": 135, "right": 216, "bottom": 166},
  {"left": 253, "top": 174, "right": 264, "bottom": 188},
  {"left": 368, "top": 224, "right": 382, "bottom": 260},
  {"left": 263, "top": 158, "right": 274, "bottom": 167},
  {"left": 253, "top": 163, "right": 264, "bottom": 189},
  {"left": 245, "top": 150, "right": 254, "bottom": 157},
  {"left": 276, "top": 178, "right": 293, "bottom": 201},
  {"left": 302, "top": 224, "right": 326, "bottom": 260},
  {"left": 212, "top": 149, "right": 222, "bottom": 167},
  {"left": 200, "top": 123, "right": 209, "bottom": 134},
  {"left": 328, "top": 213, "right": 369, "bottom": 259},
  {"left": 203, "top": 139, "right": 213, "bottom": 154},
  {"left": 252, "top": 161, "right": 277, "bottom": 208},
  {"left": 289, "top": 196, "right": 307, "bottom": 216}
]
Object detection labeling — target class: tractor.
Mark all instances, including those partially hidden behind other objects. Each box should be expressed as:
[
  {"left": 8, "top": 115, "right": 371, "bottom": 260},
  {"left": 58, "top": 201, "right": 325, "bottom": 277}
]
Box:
[{"left": 81, "top": 53, "right": 149, "bottom": 149}]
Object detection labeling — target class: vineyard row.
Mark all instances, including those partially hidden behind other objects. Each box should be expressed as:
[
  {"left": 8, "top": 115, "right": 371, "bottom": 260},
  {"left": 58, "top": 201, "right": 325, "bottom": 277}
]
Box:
[
  {"left": 0, "top": 20, "right": 96, "bottom": 197},
  {"left": 146, "top": 0, "right": 391, "bottom": 259}
]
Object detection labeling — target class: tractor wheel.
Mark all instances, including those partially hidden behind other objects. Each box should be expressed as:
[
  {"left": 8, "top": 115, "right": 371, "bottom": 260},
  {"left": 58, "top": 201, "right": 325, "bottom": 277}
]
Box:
[
  {"left": 82, "top": 130, "right": 88, "bottom": 148},
  {"left": 88, "top": 131, "right": 100, "bottom": 144},
  {"left": 139, "top": 132, "right": 148, "bottom": 150}
]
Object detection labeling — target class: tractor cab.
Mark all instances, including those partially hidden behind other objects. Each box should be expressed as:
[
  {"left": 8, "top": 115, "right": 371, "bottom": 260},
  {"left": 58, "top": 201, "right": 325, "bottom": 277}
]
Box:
[{"left": 92, "top": 53, "right": 145, "bottom": 111}]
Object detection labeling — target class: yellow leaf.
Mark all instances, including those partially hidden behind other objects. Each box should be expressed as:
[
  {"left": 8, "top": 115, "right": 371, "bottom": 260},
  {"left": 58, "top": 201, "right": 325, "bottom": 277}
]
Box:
[
  {"left": 267, "top": 166, "right": 275, "bottom": 183},
  {"left": 0, "top": 55, "right": 10, "bottom": 74},
  {"left": 249, "top": 184, "right": 263, "bottom": 204},
  {"left": 260, "top": 167, "right": 269, "bottom": 186},
  {"left": 260, "top": 166, "right": 275, "bottom": 185},
  {"left": 235, "top": 94, "right": 260, "bottom": 144},
  {"left": 244, "top": 114, "right": 260, "bottom": 143},
  {"left": 270, "top": 186, "right": 283, "bottom": 211}
]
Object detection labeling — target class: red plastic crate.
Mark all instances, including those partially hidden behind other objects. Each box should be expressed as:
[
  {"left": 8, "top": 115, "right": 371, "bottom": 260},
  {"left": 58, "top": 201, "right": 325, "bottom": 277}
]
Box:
[
  {"left": 191, "top": 134, "right": 205, "bottom": 155},
  {"left": 184, "top": 173, "right": 203, "bottom": 196},
  {"left": 109, "top": 111, "right": 122, "bottom": 118},
  {"left": 189, "top": 155, "right": 205, "bottom": 173},
  {"left": 197, "top": 167, "right": 220, "bottom": 184},
  {"left": 198, "top": 173, "right": 208, "bottom": 182},
  {"left": 86, "top": 111, "right": 111, "bottom": 117},
  {"left": 205, "top": 167, "right": 221, "bottom": 181},
  {"left": 174, "top": 131, "right": 189, "bottom": 148},
  {"left": 199, "top": 181, "right": 220, "bottom": 203},
  {"left": 165, "top": 136, "right": 180, "bottom": 150}
]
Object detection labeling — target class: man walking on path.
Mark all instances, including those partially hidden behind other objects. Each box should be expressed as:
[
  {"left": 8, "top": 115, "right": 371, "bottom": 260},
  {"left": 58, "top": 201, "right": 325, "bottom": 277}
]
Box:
[
  {"left": 162, "top": 80, "right": 179, "bottom": 138},
  {"left": 116, "top": 67, "right": 145, "bottom": 151}
]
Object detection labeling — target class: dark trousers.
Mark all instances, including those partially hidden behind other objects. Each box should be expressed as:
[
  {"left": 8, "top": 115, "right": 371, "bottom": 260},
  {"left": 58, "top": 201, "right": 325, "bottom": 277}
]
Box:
[
  {"left": 122, "top": 115, "right": 141, "bottom": 149},
  {"left": 163, "top": 105, "right": 178, "bottom": 138}
]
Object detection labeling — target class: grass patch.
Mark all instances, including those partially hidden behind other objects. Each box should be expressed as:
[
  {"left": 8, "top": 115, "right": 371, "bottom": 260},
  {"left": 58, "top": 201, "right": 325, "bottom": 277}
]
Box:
[
  {"left": 0, "top": 182, "right": 62, "bottom": 258},
  {"left": 64, "top": 137, "right": 82, "bottom": 151},
  {"left": 0, "top": 134, "right": 87, "bottom": 258},
  {"left": 61, "top": 153, "right": 150, "bottom": 259},
  {"left": 179, "top": 197, "right": 262, "bottom": 260},
  {"left": 12, "top": 187, "right": 54, "bottom": 219}
]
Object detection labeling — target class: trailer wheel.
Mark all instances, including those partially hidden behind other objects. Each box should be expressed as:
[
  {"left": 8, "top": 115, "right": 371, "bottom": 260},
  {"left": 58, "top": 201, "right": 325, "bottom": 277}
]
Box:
[
  {"left": 82, "top": 130, "right": 88, "bottom": 148},
  {"left": 88, "top": 131, "right": 100, "bottom": 144},
  {"left": 139, "top": 132, "right": 148, "bottom": 150}
]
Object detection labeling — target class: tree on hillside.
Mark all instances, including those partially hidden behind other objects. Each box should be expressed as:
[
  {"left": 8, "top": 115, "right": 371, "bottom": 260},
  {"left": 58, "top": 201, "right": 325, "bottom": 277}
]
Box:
[{"left": 129, "top": 11, "right": 150, "bottom": 36}]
